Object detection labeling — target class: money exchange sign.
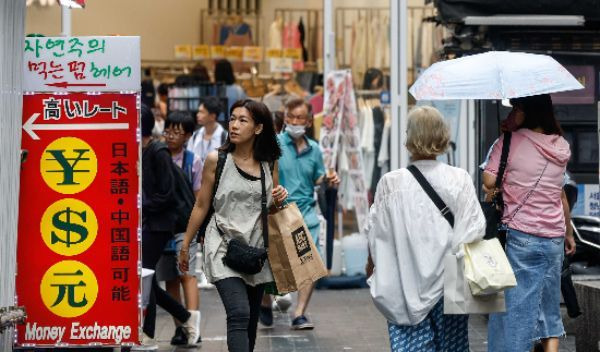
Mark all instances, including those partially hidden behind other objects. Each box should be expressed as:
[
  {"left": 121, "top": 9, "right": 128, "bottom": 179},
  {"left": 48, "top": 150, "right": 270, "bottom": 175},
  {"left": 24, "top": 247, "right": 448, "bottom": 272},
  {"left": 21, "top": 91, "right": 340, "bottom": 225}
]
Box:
[{"left": 16, "top": 36, "right": 141, "bottom": 348}]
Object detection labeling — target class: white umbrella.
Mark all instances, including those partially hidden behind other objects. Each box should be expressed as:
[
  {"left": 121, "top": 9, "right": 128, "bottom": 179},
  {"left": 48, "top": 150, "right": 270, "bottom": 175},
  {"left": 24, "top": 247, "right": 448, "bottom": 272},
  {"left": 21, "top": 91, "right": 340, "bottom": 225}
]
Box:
[{"left": 409, "top": 51, "right": 584, "bottom": 100}]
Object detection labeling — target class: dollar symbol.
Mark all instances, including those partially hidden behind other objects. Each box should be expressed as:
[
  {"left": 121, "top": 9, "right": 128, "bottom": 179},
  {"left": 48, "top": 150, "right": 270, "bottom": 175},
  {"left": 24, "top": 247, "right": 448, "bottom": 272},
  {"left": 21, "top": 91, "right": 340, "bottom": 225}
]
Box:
[{"left": 51, "top": 207, "right": 88, "bottom": 247}]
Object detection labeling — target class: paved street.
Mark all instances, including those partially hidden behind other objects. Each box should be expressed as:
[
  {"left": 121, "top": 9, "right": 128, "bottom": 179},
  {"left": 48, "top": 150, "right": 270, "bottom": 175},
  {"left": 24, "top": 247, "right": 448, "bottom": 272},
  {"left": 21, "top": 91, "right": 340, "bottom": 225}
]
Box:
[{"left": 152, "top": 288, "right": 577, "bottom": 352}]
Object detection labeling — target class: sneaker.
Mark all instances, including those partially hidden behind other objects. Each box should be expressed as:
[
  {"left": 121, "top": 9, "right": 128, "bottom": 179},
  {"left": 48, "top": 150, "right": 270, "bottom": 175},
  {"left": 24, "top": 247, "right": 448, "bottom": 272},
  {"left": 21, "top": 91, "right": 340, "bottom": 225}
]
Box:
[
  {"left": 197, "top": 271, "right": 216, "bottom": 290},
  {"left": 291, "top": 315, "right": 314, "bottom": 330},
  {"left": 131, "top": 333, "right": 158, "bottom": 351},
  {"left": 182, "top": 310, "right": 201, "bottom": 346},
  {"left": 259, "top": 306, "right": 273, "bottom": 327},
  {"left": 274, "top": 294, "right": 292, "bottom": 313},
  {"left": 170, "top": 326, "right": 187, "bottom": 346}
]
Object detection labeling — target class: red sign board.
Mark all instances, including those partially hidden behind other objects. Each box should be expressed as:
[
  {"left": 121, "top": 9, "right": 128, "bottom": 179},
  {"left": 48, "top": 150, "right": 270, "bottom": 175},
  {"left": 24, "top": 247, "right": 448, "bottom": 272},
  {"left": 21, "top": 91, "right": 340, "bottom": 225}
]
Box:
[{"left": 16, "top": 93, "right": 140, "bottom": 347}]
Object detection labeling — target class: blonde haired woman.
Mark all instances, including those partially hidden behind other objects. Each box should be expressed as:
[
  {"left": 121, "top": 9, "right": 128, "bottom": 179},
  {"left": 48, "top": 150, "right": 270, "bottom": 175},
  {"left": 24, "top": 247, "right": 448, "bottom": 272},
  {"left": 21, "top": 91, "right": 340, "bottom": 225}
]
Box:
[{"left": 366, "top": 106, "right": 485, "bottom": 352}]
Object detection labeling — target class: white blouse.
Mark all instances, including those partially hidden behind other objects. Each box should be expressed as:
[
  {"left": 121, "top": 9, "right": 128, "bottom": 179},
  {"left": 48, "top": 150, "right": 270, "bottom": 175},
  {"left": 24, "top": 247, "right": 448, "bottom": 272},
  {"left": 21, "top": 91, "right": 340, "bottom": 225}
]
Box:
[{"left": 366, "top": 160, "right": 485, "bottom": 325}]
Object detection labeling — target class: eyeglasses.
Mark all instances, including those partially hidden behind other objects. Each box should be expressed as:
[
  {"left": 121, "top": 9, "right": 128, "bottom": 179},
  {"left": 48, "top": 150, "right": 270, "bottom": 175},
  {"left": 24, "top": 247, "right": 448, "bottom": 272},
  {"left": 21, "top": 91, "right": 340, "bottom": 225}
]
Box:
[{"left": 162, "top": 130, "right": 185, "bottom": 138}]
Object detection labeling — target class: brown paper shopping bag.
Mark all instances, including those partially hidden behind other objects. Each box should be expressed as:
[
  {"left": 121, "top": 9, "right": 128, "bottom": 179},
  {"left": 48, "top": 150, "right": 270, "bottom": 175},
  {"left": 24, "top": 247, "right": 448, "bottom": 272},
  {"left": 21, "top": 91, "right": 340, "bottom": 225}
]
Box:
[{"left": 268, "top": 203, "right": 328, "bottom": 294}]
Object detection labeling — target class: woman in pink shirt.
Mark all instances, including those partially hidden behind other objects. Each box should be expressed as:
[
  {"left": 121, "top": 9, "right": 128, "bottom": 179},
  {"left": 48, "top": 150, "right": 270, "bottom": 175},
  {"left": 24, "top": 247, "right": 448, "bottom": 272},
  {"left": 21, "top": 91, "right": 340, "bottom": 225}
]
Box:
[{"left": 483, "top": 94, "right": 576, "bottom": 352}]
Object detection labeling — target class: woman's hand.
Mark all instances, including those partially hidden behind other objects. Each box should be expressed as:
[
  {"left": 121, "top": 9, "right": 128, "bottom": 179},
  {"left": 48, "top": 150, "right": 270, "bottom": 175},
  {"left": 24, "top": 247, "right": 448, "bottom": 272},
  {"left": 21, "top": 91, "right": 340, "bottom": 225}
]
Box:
[
  {"left": 326, "top": 170, "right": 340, "bottom": 187},
  {"left": 565, "top": 235, "right": 576, "bottom": 256},
  {"left": 272, "top": 185, "right": 288, "bottom": 205},
  {"left": 178, "top": 245, "right": 190, "bottom": 273}
]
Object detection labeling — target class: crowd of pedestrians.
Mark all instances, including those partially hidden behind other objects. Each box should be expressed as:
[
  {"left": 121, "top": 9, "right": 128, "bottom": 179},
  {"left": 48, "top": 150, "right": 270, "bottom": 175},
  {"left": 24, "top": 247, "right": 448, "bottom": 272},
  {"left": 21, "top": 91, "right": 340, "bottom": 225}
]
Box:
[{"left": 139, "top": 85, "right": 574, "bottom": 352}]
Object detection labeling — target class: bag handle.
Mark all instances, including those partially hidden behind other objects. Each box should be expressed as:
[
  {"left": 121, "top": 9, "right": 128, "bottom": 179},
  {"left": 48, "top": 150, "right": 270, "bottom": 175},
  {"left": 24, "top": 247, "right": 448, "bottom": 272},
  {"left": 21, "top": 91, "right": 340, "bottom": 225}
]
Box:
[
  {"left": 260, "top": 162, "right": 269, "bottom": 248},
  {"left": 197, "top": 150, "right": 227, "bottom": 242},
  {"left": 407, "top": 165, "right": 454, "bottom": 228}
]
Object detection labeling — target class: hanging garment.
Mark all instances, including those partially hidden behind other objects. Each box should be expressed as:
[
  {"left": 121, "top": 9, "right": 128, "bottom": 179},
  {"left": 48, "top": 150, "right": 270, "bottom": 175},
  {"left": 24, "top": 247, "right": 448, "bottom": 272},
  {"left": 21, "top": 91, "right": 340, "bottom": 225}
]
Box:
[
  {"left": 224, "top": 22, "right": 253, "bottom": 46},
  {"left": 283, "top": 21, "right": 304, "bottom": 71},
  {"left": 370, "top": 106, "right": 385, "bottom": 193},
  {"left": 298, "top": 17, "right": 309, "bottom": 62},
  {"left": 419, "top": 22, "right": 435, "bottom": 69},
  {"left": 309, "top": 93, "right": 324, "bottom": 115},
  {"left": 269, "top": 18, "right": 283, "bottom": 49},
  {"left": 383, "top": 15, "right": 391, "bottom": 68},
  {"left": 370, "top": 18, "right": 383, "bottom": 69},
  {"left": 219, "top": 24, "right": 231, "bottom": 45},
  {"left": 377, "top": 114, "right": 391, "bottom": 175},
  {"left": 350, "top": 18, "right": 368, "bottom": 86},
  {"left": 360, "top": 106, "right": 375, "bottom": 188}
]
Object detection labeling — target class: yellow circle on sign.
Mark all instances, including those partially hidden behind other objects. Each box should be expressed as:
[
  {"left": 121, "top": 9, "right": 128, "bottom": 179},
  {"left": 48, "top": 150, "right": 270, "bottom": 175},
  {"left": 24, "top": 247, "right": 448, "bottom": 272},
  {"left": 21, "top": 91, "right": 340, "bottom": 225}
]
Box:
[
  {"left": 40, "top": 198, "right": 98, "bottom": 256},
  {"left": 40, "top": 137, "right": 98, "bottom": 194},
  {"left": 40, "top": 260, "right": 98, "bottom": 318}
]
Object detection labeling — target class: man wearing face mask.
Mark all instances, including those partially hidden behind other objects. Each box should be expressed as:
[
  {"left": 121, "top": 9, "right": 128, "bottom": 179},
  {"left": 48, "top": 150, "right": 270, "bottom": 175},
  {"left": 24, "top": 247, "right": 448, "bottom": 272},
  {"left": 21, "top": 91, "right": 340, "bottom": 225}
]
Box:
[{"left": 259, "top": 98, "right": 340, "bottom": 330}]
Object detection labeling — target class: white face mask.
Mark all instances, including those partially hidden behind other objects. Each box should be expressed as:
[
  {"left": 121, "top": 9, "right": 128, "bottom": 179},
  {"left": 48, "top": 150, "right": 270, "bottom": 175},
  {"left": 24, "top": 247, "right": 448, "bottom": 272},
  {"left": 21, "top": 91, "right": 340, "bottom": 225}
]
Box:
[{"left": 285, "top": 124, "right": 306, "bottom": 139}]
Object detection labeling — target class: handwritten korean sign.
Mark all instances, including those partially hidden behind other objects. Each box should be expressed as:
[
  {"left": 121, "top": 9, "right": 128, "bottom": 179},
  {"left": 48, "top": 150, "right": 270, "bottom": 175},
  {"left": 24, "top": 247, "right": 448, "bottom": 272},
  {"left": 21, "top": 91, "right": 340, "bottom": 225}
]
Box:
[{"left": 24, "top": 36, "right": 140, "bottom": 92}]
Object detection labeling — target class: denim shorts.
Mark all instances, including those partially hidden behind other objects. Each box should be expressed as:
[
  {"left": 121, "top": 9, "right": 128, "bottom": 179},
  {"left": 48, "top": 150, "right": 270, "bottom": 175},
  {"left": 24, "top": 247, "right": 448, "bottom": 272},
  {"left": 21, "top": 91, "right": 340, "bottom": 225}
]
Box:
[{"left": 488, "top": 228, "right": 565, "bottom": 352}]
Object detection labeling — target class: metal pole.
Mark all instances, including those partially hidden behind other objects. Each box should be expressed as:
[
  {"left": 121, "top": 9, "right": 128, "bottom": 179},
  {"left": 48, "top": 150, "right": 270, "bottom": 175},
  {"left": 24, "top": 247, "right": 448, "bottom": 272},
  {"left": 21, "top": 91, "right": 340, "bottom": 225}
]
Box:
[
  {"left": 323, "top": 0, "right": 335, "bottom": 75},
  {"left": 391, "top": 0, "right": 408, "bottom": 169},
  {"left": 61, "top": 5, "right": 72, "bottom": 36},
  {"left": 0, "top": 0, "right": 26, "bottom": 349}
]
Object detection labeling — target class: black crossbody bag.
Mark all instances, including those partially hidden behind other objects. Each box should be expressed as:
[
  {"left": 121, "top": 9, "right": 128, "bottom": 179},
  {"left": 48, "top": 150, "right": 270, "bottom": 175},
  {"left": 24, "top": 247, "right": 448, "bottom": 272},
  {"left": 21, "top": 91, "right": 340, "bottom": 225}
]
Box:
[{"left": 217, "top": 160, "right": 269, "bottom": 275}]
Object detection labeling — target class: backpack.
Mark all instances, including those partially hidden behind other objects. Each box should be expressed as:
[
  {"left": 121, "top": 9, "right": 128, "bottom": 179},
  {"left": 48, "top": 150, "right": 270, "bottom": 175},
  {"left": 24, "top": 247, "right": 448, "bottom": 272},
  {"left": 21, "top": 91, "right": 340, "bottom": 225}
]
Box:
[{"left": 150, "top": 142, "right": 196, "bottom": 235}]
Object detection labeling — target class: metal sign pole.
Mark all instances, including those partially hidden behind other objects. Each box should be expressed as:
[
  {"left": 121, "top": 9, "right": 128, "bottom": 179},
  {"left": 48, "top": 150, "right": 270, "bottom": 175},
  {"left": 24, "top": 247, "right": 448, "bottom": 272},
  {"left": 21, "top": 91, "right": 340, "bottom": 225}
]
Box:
[
  {"left": 323, "top": 0, "right": 335, "bottom": 76},
  {"left": 391, "top": 0, "right": 408, "bottom": 169},
  {"left": 61, "top": 5, "right": 71, "bottom": 36}
]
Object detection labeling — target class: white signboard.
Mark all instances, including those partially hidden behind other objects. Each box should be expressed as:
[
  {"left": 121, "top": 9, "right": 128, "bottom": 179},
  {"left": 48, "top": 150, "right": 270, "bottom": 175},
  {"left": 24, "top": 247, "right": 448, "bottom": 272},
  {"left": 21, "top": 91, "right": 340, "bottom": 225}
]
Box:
[
  {"left": 24, "top": 36, "right": 140, "bottom": 92},
  {"left": 270, "top": 58, "right": 293, "bottom": 73},
  {"left": 572, "top": 184, "right": 600, "bottom": 217}
]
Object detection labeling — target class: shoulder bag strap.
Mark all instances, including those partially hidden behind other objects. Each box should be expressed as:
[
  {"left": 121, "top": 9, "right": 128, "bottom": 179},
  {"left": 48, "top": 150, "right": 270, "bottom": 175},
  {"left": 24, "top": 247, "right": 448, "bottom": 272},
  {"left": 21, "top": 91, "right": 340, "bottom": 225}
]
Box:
[
  {"left": 495, "top": 132, "right": 512, "bottom": 189},
  {"left": 260, "top": 162, "right": 269, "bottom": 248},
  {"left": 506, "top": 161, "right": 549, "bottom": 224},
  {"left": 212, "top": 151, "right": 228, "bottom": 238},
  {"left": 213, "top": 151, "right": 227, "bottom": 199},
  {"left": 407, "top": 165, "right": 455, "bottom": 228}
]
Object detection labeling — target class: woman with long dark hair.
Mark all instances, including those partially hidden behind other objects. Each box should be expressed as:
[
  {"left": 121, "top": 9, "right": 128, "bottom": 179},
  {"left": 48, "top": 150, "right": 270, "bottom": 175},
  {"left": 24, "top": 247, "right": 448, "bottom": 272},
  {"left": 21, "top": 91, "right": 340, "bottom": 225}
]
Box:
[
  {"left": 179, "top": 99, "right": 287, "bottom": 352},
  {"left": 215, "top": 59, "right": 247, "bottom": 115},
  {"left": 484, "top": 94, "right": 576, "bottom": 352}
]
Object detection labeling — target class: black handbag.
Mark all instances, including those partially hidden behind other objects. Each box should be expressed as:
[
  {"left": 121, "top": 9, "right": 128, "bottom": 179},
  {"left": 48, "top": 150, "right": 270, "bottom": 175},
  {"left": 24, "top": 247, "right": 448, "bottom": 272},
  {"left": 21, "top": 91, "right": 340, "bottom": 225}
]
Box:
[
  {"left": 218, "top": 162, "right": 269, "bottom": 275},
  {"left": 481, "top": 132, "right": 511, "bottom": 240}
]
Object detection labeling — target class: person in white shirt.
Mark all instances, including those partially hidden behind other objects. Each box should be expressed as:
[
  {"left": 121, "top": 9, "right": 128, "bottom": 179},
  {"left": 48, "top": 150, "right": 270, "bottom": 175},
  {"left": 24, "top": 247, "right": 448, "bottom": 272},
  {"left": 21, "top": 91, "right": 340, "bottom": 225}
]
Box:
[
  {"left": 365, "top": 106, "right": 485, "bottom": 352},
  {"left": 187, "top": 96, "right": 228, "bottom": 165}
]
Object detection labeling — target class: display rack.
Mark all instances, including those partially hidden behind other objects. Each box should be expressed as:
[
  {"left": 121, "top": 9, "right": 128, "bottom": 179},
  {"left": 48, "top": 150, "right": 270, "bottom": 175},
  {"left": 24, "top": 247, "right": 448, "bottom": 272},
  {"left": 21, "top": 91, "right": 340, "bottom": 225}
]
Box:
[
  {"left": 273, "top": 8, "right": 323, "bottom": 63},
  {"left": 167, "top": 82, "right": 228, "bottom": 123},
  {"left": 200, "top": 9, "right": 261, "bottom": 46},
  {"left": 335, "top": 5, "right": 437, "bottom": 84}
]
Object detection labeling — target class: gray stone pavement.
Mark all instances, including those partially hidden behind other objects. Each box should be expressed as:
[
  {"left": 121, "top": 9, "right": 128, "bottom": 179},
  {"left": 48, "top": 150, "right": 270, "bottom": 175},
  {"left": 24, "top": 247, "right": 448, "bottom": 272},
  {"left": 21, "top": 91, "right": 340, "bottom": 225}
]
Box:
[{"left": 152, "top": 288, "right": 577, "bottom": 352}]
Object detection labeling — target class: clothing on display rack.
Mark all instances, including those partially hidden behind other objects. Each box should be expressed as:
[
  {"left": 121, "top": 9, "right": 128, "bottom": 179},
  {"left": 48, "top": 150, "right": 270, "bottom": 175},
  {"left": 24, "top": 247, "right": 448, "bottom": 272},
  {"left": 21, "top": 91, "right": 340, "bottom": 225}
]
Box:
[
  {"left": 347, "top": 13, "right": 391, "bottom": 86},
  {"left": 357, "top": 95, "right": 391, "bottom": 202},
  {"left": 299, "top": 17, "right": 308, "bottom": 62},
  {"left": 167, "top": 83, "right": 228, "bottom": 121},
  {"left": 274, "top": 9, "right": 322, "bottom": 63},
  {"left": 269, "top": 16, "right": 284, "bottom": 49},
  {"left": 283, "top": 20, "right": 305, "bottom": 71}
]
